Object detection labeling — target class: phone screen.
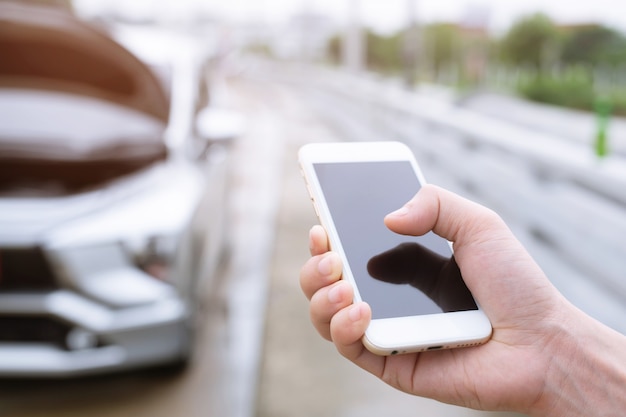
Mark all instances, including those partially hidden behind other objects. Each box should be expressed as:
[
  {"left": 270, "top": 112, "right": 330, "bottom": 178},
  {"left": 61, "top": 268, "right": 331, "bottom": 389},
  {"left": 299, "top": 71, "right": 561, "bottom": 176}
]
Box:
[{"left": 314, "top": 161, "right": 478, "bottom": 320}]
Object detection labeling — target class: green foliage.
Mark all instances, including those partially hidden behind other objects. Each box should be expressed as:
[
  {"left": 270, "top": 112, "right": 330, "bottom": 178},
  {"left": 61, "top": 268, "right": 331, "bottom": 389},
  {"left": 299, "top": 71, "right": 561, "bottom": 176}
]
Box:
[
  {"left": 493, "top": 13, "right": 626, "bottom": 115},
  {"left": 516, "top": 69, "right": 594, "bottom": 110},
  {"left": 325, "top": 31, "right": 404, "bottom": 73},
  {"left": 561, "top": 25, "right": 626, "bottom": 66},
  {"left": 499, "top": 13, "right": 561, "bottom": 69},
  {"left": 515, "top": 67, "right": 626, "bottom": 115},
  {"left": 323, "top": 10, "right": 626, "bottom": 116},
  {"left": 422, "top": 23, "right": 461, "bottom": 74},
  {"left": 327, "top": 35, "right": 342, "bottom": 64},
  {"left": 364, "top": 30, "right": 403, "bottom": 73}
]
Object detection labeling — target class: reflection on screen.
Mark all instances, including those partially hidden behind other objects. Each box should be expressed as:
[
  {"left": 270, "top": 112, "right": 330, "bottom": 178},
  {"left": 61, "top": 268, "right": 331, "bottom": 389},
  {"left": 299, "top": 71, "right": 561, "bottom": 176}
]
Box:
[{"left": 314, "top": 161, "right": 477, "bottom": 320}]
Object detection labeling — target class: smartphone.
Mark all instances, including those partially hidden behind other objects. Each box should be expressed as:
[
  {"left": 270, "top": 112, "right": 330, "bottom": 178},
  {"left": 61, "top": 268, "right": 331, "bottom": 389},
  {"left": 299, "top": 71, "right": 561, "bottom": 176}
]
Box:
[{"left": 299, "top": 141, "right": 492, "bottom": 355}]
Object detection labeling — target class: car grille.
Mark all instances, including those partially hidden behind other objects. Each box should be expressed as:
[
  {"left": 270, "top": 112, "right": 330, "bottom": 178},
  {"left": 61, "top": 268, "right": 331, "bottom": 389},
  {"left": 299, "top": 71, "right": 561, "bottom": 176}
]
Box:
[
  {"left": 0, "top": 248, "right": 58, "bottom": 291},
  {"left": 0, "top": 316, "right": 71, "bottom": 349}
]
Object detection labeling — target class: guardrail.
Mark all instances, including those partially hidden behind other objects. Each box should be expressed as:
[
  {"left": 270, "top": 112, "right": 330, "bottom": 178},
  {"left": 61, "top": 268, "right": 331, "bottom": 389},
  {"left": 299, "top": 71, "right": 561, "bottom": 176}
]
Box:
[{"left": 305, "top": 67, "right": 626, "bottom": 206}]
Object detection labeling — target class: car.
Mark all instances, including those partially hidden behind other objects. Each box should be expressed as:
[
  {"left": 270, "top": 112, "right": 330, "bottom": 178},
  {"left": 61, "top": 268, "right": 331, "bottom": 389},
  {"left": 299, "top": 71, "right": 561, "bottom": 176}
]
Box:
[{"left": 0, "top": 3, "right": 242, "bottom": 377}]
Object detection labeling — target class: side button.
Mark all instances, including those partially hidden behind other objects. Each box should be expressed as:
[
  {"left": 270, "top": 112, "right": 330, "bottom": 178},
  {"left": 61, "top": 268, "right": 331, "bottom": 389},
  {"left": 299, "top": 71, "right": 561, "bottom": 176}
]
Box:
[{"left": 312, "top": 201, "right": 320, "bottom": 218}]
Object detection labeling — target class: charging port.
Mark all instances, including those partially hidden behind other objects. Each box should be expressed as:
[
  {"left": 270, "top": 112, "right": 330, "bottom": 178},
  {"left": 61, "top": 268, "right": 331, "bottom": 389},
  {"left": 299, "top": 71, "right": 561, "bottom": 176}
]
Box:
[{"left": 427, "top": 345, "right": 443, "bottom": 350}]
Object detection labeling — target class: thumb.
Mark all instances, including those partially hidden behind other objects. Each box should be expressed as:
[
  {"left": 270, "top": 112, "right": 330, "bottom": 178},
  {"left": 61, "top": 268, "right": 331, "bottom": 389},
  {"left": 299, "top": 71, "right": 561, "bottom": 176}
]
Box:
[{"left": 383, "top": 184, "right": 500, "bottom": 247}]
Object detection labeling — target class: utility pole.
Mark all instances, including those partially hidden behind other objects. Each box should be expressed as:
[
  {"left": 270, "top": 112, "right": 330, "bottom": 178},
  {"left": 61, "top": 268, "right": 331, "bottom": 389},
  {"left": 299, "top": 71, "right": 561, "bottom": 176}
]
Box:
[
  {"left": 402, "top": 0, "right": 420, "bottom": 87},
  {"left": 343, "top": 0, "right": 363, "bottom": 72}
]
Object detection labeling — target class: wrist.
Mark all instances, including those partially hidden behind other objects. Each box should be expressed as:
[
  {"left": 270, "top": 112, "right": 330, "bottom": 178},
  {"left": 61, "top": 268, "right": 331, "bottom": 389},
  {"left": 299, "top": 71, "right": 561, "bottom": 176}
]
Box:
[{"left": 532, "top": 304, "right": 626, "bottom": 417}]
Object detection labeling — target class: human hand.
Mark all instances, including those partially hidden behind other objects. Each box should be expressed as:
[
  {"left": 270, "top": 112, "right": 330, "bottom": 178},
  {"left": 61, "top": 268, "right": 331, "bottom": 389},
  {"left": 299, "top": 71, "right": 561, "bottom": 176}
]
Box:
[{"left": 300, "top": 184, "right": 582, "bottom": 414}]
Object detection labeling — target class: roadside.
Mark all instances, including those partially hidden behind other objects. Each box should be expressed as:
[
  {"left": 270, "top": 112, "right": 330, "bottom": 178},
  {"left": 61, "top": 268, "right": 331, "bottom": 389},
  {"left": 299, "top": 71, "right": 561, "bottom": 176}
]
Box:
[{"left": 454, "top": 90, "right": 626, "bottom": 157}]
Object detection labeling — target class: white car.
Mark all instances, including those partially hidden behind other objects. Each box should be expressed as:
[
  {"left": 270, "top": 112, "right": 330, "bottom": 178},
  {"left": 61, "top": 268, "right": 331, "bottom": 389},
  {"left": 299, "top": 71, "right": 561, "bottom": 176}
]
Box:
[{"left": 0, "top": 3, "right": 241, "bottom": 377}]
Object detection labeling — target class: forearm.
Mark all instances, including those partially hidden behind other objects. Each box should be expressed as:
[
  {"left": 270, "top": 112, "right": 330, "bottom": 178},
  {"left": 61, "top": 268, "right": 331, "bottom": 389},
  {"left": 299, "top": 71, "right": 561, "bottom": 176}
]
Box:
[{"left": 533, "top": 307, "right": 626, "bottom": 417}]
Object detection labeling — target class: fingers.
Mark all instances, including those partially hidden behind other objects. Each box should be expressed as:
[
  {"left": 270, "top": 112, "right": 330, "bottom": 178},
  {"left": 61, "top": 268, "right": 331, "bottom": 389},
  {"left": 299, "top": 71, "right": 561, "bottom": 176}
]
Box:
[
  {"left": 301, "top": 225, "right": 372, "bottom": 347},
  {"left": 300, "top": 227, "right": 347, "bottom": 340},
  {"left": 309, "top": 224, "right": 329, "bottom": 256},
  {"left": 311, "top": 282, "right": 380, "bottom": 374},
  {"left": 329, "top": 302, "right": 388, "bottom": 381},
  {"left": 330, "top": 302, "right": 372, "bottom": 358},
  {"left": 301, "top": 225, "right": 337, "bottom": 300},
  {"left": 300, "top": 251, "right": 342, "bottom": 300},
  {"left": 310, "top": 280, "right": 353, "bottom": 340}
]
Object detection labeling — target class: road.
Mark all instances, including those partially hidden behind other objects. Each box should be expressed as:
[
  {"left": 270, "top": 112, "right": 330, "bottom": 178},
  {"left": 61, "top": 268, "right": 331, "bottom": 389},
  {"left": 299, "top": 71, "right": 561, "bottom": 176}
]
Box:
[{"left": 1, "top": 62, "right": 624, "bottom": 417}]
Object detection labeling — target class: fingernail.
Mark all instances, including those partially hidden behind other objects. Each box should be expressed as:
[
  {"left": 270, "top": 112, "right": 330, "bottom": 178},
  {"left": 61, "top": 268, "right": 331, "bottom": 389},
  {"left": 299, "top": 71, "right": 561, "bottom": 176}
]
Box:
[
  {"left": 328, "top": 283, "right": 343, "bottom": 303},
  {"left": 348, "top": 304, "right": 363, "bottom": 322},
  {"left": 388, "top": 206, "right": 409, "bottom": 217},
  {"left": 317, "top": 253, "right": 335, "bottom": 276}
]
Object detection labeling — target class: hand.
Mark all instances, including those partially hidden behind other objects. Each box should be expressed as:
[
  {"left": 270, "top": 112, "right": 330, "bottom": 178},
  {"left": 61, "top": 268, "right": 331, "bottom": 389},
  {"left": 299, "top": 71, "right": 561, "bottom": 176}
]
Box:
[{"left": 300, "top": 184, "right": 592, "bottom": 415}]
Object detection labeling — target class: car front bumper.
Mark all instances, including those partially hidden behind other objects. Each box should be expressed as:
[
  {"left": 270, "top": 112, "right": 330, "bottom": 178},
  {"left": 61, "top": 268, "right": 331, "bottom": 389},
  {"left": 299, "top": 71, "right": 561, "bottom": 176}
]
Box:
[{"left": 0, "top": 290, "right": 190, "bottom": 378}]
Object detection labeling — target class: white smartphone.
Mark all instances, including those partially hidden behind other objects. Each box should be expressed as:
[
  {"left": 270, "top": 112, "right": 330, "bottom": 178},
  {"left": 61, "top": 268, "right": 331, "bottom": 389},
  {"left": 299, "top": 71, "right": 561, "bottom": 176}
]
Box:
[{"left": 299, "top": 141, "right": 492, "bottom": 355}]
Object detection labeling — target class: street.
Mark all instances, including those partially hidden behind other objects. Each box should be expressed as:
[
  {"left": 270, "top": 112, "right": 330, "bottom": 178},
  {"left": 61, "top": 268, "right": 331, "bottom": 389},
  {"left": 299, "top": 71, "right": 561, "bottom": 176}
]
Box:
[{"left": 1, "top": 63, "right": 624, "bottom": 417}]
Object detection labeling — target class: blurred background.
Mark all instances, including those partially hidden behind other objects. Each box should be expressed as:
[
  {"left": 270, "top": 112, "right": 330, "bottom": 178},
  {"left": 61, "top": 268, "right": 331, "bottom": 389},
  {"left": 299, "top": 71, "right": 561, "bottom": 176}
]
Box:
[{"left": 0, "top": 1, "right": 625, "bottom": 416}]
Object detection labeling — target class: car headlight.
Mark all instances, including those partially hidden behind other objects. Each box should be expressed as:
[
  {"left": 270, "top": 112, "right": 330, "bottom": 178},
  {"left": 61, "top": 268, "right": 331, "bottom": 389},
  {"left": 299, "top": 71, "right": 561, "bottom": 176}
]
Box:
[
  {"left": 122, "top": 234, "right": 180, "bottom": 283},
  {"left": 48, "top": 242, "right": 176, "bottom": 308}
]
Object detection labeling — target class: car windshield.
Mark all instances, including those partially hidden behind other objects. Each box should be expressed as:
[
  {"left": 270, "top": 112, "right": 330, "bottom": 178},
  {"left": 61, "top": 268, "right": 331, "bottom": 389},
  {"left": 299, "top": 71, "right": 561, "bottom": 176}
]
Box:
[{"left": 0, "top": 89, "right": 168, "bottom": 196}]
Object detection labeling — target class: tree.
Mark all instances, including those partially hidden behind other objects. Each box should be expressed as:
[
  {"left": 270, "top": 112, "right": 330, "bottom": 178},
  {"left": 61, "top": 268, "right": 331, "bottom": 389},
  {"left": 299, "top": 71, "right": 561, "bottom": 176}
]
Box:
[
  {"left": 422, "top": 23, "right": 461, "bottom": 76},
  {"left": 499, "top": 13, "right": 560, "bottom": 69},
  {"left": 364, "top": 30, "right": 404, "bottom": 73},
  {"left": 561, "top": 25, "right": 626, "bottom": 66},
  {"left": 327, "top": 31, "right": 403, "bottom": 74},
  {"left": 327, "top": 35, "right": 342, "bottom": 64}
]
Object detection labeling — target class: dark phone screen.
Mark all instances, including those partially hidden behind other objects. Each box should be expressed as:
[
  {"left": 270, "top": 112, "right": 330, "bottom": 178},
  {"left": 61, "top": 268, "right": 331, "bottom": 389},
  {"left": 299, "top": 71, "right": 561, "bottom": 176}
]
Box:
[{"left": 314, "top": 161, "right": 478, "bottom": 320}]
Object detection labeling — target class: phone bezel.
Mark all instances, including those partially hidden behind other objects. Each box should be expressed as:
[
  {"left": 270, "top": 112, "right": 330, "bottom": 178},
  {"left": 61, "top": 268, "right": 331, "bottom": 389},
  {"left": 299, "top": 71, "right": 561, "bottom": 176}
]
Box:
[{"left": 299, "top": 141, "right": 492, "bottom": 355}]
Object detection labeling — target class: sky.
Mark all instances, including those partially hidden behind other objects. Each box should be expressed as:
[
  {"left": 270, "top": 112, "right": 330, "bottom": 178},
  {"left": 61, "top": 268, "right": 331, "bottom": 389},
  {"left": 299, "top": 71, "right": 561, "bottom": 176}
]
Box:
[{"left": 75, "top": 0, "right": 626, "bottom": 35}]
